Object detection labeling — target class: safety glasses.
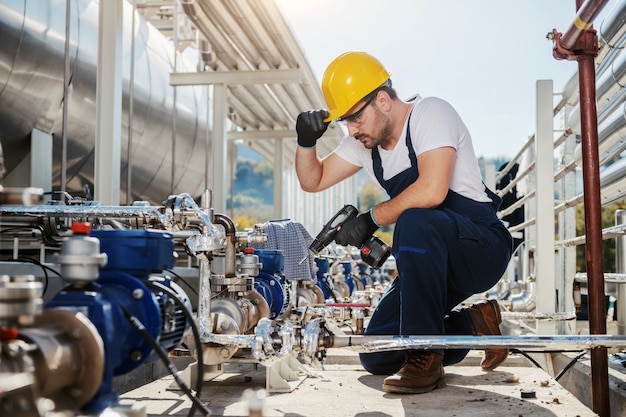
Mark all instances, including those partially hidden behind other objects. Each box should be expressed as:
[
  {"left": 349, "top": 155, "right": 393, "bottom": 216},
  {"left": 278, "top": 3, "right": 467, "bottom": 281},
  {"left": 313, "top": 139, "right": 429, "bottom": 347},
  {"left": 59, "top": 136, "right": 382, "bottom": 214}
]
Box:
[{"left": 337, "top": 95, "right": 376, "bottom": 125}]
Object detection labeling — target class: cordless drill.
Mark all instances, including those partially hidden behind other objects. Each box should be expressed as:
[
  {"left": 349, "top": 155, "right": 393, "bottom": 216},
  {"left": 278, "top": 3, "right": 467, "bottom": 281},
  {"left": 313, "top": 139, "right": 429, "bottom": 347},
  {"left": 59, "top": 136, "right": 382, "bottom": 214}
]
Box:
[{"left": 301, "top": 204, "right": 391, "bottom": 269}]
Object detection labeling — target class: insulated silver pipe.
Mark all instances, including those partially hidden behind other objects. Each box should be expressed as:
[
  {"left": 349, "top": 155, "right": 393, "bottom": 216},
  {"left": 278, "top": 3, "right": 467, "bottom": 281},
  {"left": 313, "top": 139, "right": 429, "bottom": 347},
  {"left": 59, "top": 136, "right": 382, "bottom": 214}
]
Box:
[
  {"left": 331, "top": 334, "right": 626, "bottom": 352},
  {"left": 205, "top": 331, "right": 626, "bottom": 352},
  {"left": 501, "top": 311, "right": 577, "bottom": 321},
  {"left": 616, "top": 210, "right": 626, "bottom": 335},
  {"left": 0, "top": 204, "right": 169, "bottom": 224}
]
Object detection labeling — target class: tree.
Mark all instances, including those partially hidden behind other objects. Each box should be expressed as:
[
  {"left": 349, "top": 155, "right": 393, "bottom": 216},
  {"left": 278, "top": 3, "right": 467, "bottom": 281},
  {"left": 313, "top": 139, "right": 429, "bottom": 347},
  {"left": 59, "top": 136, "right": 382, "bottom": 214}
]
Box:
[
  {"left": 576, "top": 200, "right": 626, "bottom": 272},
  {"left": 358, "top": 181, "right": 385, "bottom": 211}
]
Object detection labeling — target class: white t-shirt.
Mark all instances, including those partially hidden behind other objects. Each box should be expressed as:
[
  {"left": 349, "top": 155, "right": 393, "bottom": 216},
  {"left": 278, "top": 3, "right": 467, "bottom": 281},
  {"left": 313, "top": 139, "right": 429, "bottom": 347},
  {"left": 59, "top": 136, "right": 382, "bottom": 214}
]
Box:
[{"left": 333, "top": 95, "right": 490, "bottom": 203}]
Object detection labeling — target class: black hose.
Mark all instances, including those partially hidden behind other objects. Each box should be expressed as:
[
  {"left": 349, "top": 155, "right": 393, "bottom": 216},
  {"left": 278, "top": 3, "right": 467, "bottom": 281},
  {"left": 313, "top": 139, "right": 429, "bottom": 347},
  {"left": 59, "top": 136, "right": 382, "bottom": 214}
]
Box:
[
  {"left": 510, "top": 348, "right": 589, "bottom": 382},
  {"left": 164, "top": 268, "right": 198, "bottom": 297},
  {"left": 555, "top": 350, "right": 588, "bottom": 381},
  {"left": 5, "top": 256, "right": 57, "bottom": 296},
  {"left": 121, "top": 306, "right": 211, "bottom": 417},
  {"left": 510, "top": 348, "right": 545, "bottom": 370},
  {"left": 146, "top": 280, "right": 206, "bottom": 417},
  {"left": 319, "top": 278, "right": 338, "bottom": 303}
]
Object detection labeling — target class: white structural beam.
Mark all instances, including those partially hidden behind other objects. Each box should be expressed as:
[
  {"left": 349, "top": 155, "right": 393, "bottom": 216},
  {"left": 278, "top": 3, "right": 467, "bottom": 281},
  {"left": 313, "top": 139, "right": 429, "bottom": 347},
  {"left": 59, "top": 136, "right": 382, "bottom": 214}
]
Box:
[
  {"left": 95, "top": 0, "right": 123, "bottom": 205},
  {"left": 170, "top": 69, "right": 302, "bottom": 86},
  {"left": 212, "top": 83, "right": 228, "bottom": 213},
  {"left": 30, "top": 129, "right": 52, "bottom": 202},
  {"left": 535, "top": 80, "right": 556, "bottom": 334},
  {"left": 227, "top": 130, "right": 296, "bottom": 140},
  {"left": 274, "top": 138, "right": 284, "bottom": 220}
]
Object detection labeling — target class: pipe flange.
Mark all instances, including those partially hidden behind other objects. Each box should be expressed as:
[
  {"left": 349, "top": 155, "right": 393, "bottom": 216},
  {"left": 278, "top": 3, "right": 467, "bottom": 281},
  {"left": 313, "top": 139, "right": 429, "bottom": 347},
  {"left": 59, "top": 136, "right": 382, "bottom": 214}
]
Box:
[{"left": 0, "top": 276, "right": 43, "bottom": 326}]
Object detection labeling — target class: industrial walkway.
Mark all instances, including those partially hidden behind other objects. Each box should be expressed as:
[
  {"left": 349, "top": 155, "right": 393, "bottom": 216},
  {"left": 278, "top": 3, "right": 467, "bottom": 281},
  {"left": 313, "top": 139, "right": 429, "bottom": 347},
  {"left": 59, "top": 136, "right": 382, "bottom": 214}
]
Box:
[{"left": 118, "top": 350, "right": 599, "bottom": 417}]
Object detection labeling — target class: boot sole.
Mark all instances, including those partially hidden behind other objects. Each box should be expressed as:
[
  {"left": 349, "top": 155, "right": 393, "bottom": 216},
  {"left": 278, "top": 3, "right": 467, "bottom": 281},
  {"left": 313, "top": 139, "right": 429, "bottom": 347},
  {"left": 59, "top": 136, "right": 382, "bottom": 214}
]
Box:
[{"left": 382, "top": 377, "right": 447, "bottom": 394}]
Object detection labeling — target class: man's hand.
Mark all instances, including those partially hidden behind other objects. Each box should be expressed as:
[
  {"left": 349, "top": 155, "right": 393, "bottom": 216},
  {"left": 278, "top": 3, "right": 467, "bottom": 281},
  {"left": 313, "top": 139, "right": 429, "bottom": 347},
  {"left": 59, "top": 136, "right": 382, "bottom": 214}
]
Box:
[
  {"left": 335, "top": 210, "right": 379, "bottom": 247},
  {"left": 296, "top": 110, "right": 330, "bottom": 148}
]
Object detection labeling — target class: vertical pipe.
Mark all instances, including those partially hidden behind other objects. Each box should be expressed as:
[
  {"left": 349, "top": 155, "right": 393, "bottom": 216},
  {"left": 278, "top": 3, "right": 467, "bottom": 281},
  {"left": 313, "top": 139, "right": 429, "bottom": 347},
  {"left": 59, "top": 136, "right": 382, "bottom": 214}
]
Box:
[
  {"left": 560, "top": 134, "right": 578, "bottom": 335},
  {"left": 212, "top": 83, "right": 228, "bottom": 213},
  {"left": 126, "top": 0, "right": 136, "bottom": 205},
  {"left": 578, "top": 29, "right": 610, "bottom": 417},
  {"left": 197, "top": 255, "right": 213, "bottom": 340},
  {"left": 205, "top": 85, "right": 212, "bottom": 195},
  {"left": 61, "top": 0, "right": 71, "bottom": 195},
  {"left": 95, "top": 0, "right": 123, "bottom": 205},
  {"left": 171, "top": 4, "right": 179, "bottom": 195},
  {"left": 616, "top": 210, "right": 626, "bottom": 335}
]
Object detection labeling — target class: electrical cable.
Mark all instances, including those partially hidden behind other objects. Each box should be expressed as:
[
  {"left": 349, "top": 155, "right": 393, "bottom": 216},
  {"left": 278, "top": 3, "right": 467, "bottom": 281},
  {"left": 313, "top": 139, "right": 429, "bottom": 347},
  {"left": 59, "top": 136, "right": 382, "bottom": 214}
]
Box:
[
  {"left": 121, "top": 306, "right": 212, "bottom": 417},
  {"left": 319, "top": 277, "right": 338, "bottom": 303},
  {"left": 510, "top": 347, "right": 589, "bottom": 382},
  {"left": 4, "top": 256, "right": 59, "bottom": 296},
  {"left": 165, "top": 268, "right": 198, "bottom": 296},
  {"left": 510, "top": 349, "right": 545, "bottom": 370},
  {"left": 555, "top": 349, "right": 588, "bottom": 381},
  {"left": 146, "top": 280, "right": 206, "bottom": 417}
]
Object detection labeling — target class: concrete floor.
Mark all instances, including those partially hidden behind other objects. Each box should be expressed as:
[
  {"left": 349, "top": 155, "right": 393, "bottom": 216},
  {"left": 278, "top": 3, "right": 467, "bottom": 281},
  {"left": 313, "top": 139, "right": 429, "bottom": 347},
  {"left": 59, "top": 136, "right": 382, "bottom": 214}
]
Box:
[{"left": 117, "top": 350, "right": 598, "bottom": 417}]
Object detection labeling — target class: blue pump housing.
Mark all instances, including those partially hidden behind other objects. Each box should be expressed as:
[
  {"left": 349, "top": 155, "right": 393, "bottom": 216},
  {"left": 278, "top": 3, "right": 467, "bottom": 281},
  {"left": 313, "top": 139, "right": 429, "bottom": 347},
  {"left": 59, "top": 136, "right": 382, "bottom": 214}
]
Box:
[
  {"left": 315, "top": 257, "right": 335, "bottom": 301},
  {"left": 340, "top": 261, "right": 356, "bottom": 295},
  {"left": 46, "top": 229, "right": 189, "bottom": 412},
  {"left": 253, "top": 249, "right": 290, "bottom": 319}
]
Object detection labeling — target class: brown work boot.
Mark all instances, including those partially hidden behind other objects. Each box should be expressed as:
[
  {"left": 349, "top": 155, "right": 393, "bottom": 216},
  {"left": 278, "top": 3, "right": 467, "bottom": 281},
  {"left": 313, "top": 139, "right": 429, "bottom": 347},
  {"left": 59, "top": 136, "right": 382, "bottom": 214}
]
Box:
[
  {"left": 466, "top": 299, "right": 508, "bottom": 370},
  {"left": 382, "top": 350, "right": 446, "bottom": 394}
]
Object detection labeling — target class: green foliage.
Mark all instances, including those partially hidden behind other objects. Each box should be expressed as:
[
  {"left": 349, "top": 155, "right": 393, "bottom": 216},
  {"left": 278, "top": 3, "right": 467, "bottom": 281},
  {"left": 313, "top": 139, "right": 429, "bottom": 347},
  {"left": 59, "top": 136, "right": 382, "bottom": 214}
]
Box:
[
  {"left": 358, "top": 181, "right": 385, "bottom": 211},
  {"left": 576, "top": 200, "right": 626, "bottom": 272},
  {"left": 233, "top": 214, "right": 263, "bottom": 231}
]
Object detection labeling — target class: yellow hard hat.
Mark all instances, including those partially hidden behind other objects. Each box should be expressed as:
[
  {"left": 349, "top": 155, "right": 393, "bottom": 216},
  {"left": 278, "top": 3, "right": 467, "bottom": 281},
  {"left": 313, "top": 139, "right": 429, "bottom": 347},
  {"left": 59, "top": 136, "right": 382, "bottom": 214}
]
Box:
[{"left": 321, "top": 51, "right": 391, "bottom": 122}]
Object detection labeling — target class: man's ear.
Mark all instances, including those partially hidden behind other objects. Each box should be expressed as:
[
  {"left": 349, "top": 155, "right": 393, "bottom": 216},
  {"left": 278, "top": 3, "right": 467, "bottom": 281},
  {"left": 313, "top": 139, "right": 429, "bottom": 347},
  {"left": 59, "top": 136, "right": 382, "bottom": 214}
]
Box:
[{"left": 377, "top": 90, "right": 392, "bottom": 112}]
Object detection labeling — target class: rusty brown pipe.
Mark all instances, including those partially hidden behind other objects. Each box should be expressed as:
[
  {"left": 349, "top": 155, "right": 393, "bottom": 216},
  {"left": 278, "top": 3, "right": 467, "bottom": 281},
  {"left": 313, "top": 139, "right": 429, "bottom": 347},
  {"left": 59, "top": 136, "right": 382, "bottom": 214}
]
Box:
[{"left": 561, "top": 0, "right": 608, "bottom": 49}]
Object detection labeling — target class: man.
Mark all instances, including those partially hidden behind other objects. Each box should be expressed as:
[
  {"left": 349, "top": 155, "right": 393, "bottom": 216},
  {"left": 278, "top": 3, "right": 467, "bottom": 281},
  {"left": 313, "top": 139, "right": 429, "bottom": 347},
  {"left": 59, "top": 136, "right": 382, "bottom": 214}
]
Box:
[{"left": 295, "top": 51, "right": 513, "bottom": 394}]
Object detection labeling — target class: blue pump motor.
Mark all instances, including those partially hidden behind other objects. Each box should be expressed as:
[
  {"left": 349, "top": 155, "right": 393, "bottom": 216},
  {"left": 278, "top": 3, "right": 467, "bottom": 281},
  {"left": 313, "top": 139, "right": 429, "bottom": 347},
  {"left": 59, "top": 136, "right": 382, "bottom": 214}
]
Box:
[
  {"left": 47, "top": 228, "right": 191, "bottom": 411},
  {"left": 340, "top": 261, "right": 356, "bottom": 295},
  {"left": 251, "top": 249, "right": 290, "bottom": 319},
  {"left": 315, "top": 257, "right": 335, "bottom": 300}
]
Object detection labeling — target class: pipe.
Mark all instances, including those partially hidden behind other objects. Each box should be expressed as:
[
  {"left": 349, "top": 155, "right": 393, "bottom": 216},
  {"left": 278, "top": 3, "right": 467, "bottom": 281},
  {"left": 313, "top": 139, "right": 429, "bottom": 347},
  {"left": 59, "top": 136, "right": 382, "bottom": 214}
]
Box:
[
  {"left": 61, "top": 0, "right": 70, "bottom": 194},
  {"left": 501, "top": 311, "right": 577, "bottom": 321},
  {"left": 561, "top": 0, "right": 608, "bottom": 50},
  {"left": 204, "top": 330, "right": 626, "bottom": 351},
  {"left": 575, "top": 2, "right": 610, "bottom": 415},
  {"left": 126, "top": 0, "right": 136, "bottom": 205},
  {"left": 0, "top": 204, "right": 169, "bottom": 224},
  {"left": 506, "top": 280, "right": 537, "bottom": 312},
  {"left": 213, "top": 213, "right": 237, "bottom": 277},
  {"left": 197, "top": 255, "right": 213, "bottom": 341},
  {"left": 575, "top": 272, "right": 626, "bottom": 283},
  {"left": 616, "top": 210, "right": 626, "bottom": 335},
  {"left": 330, "top": 334, "right": 626, "bottom": 352}
]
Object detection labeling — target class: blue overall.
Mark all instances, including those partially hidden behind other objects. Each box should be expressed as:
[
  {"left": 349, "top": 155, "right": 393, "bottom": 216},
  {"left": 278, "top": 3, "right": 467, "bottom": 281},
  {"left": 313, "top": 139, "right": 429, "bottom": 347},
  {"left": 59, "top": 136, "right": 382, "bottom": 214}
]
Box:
[{"left": 359, "top": 117, "right": 513, "bottom": 375}]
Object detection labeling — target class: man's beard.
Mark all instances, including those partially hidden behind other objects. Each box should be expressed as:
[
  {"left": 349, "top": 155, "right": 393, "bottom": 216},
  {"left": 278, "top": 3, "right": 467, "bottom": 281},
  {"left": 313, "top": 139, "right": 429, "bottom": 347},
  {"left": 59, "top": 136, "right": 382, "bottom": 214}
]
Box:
[{"left": 356, "top": 107, "right": 392, "bottom": 149}]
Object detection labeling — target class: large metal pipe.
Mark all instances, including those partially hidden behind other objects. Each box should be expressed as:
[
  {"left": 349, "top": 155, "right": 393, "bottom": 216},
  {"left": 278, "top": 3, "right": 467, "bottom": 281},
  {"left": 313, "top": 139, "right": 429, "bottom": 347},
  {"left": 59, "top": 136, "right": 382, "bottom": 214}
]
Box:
[
  {"left": 553, "top": 1, "right": 611, "bottom": 414},
  {"left": 579, "top": 27, "right": 610, "bottom": 417},
  {"left": 330, "top": 334, "right": 626, "bottom": 352},
  {"left": 205, "top": 330, "right": 626, "bottom": 351},
  {"left": 561, "top": 0, "right": 608, "bottom": 49},
  {"left": 0, "top": 0, "right": 208, "bottom": 204}
]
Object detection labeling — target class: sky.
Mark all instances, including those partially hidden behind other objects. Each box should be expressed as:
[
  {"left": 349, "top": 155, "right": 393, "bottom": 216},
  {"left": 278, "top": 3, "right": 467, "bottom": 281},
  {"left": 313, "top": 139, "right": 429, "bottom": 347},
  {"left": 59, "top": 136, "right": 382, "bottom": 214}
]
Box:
[{"left": 274, "top": 0, "right": 616, "bottom": 159}]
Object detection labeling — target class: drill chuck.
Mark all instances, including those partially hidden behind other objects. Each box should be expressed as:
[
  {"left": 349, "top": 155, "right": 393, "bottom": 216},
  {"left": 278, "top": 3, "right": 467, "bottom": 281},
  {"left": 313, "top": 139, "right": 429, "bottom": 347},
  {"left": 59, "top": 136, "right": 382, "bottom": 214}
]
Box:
[{"left": 305, "top": 204, "right": 391, "bottom": 269}]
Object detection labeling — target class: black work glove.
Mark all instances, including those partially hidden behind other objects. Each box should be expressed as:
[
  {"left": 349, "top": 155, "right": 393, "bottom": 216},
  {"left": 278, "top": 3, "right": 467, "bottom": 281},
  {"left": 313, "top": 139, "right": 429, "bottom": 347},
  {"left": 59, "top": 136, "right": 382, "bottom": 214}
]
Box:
[
  {"left": 335, "top": 210, "right": 380, "bottom": 247},
  {"left": 296, "top": 110, "right": 330, "bottom": 147}
]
